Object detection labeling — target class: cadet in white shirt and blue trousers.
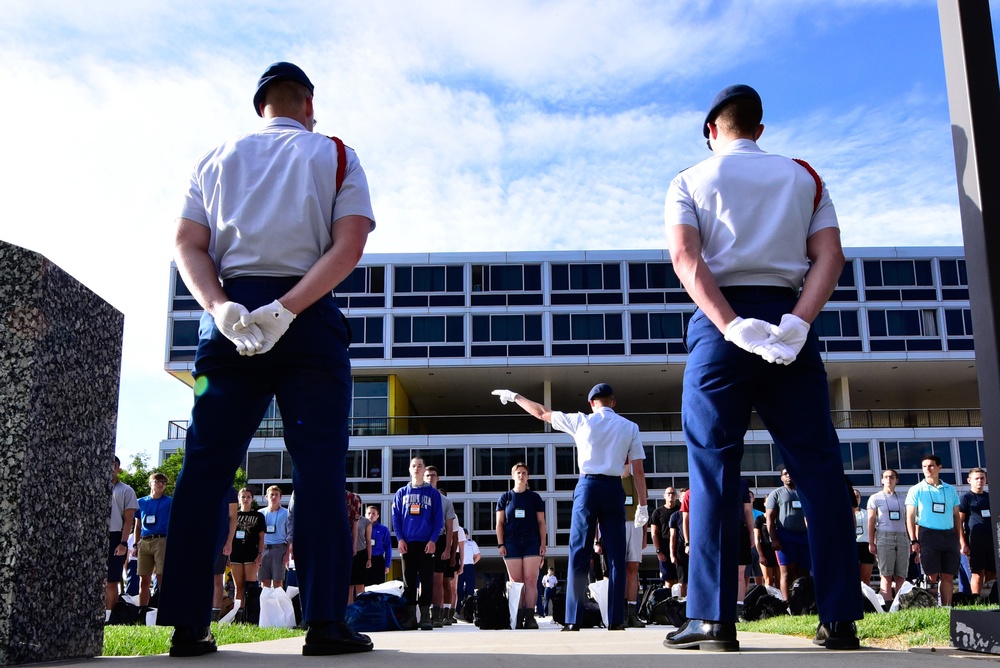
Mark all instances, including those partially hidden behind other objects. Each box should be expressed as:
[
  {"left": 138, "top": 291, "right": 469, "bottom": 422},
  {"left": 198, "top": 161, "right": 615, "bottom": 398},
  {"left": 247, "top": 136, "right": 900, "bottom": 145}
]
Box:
[
  {"left": 157, "top": 62, "right": 376, "bottom": 657},
  {"left": 492, "top": 384, "right": 648, "bottom": 631},
  {"left": 663, "top": 84, "right": 862, "bottom": 651}
]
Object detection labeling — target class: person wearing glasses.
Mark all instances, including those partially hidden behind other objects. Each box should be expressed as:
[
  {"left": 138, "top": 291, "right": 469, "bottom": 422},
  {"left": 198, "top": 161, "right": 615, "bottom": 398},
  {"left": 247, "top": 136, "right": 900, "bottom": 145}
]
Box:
[
  {"left": 664, "top": 84, "right": 861, "bottom": 651},
  {"left": 867, "top": 469, "right": 909, "bottom": 605},
  {"left": 133, "top": 473, "right": 171, "bottom": 608},
  {"left": 649, "top": 488, "right": 680, "bottom": 589}
]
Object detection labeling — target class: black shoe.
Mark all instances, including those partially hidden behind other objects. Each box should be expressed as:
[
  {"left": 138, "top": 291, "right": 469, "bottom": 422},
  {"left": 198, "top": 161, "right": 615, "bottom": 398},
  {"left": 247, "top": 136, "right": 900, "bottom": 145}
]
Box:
[
  {"left": 168, "top": 626, "right": 217, "bottom": 658},
  {"left": 303, "top": 621, "right": 374, "bottom": 656},
  {"left": 561, "top": 624, "right": 581, "bottom": 631},
  {"left": 813, "top": 622, "right": 860, "bottom": 650},
  {"left": 663, "top": 619, "right": 739, "bottom": 652},
  {"left": 607, "top": 623, "right": 626, "bottom": 630}
]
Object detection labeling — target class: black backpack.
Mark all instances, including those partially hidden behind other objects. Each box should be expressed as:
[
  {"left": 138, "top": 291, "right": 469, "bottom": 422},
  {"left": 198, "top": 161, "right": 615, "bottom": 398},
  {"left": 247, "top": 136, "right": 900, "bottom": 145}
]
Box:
[
  {"left": 108, "top": 598, "right": 141, "bottom": 625},
  {"left": 640, "top": 587, "right": 673, "bottom": 623},
  {"left": 649, "top": 596, "right": 686, "bottom": 627},
  {"left": 740, "top": 584, "right": 788, "bottom": 622},
  {"left": 474, "top": 576, "right": 510, "bottom": 630},
  {"left": 788, "top": 576, "right": 817, "bottom": 616},
  {"left": 236, "top": 581, "right": 262, "bottom": 624}
]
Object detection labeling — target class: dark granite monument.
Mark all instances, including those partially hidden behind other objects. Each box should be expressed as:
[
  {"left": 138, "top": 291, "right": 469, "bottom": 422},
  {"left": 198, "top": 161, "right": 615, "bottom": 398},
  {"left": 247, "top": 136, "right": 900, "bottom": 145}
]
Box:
[{"left": 0, "top": 240, "right": 123, "bottom": 664}]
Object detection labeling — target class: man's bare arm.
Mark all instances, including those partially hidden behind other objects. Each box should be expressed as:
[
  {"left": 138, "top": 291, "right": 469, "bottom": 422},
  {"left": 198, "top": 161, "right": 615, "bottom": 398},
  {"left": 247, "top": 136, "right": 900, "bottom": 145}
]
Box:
[
  {"left": 513, "top": 395, "right": 553, "bottom": 423},
  {"left": 275, "top": 215, "right": 372, "bottom": 314},
  {"left": 666, "top": 224, "right": 737, "bottom": 333},
  {"left": 791, "top": 227, "right": 846, "bottom": 324},
  {"left": 174, "top": 218, "right": 229, "bottom": 316}
]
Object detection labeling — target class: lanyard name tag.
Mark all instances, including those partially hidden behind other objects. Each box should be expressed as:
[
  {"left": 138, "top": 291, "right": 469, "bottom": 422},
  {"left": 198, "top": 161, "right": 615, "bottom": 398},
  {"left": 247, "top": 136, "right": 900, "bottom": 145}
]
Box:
[
  {"left": 145, "top": 515, "right": 156, "bottom": 525},
  {"left": 791, "top": 500, "right": 802, "bottom": 509},
  {"left": 371, "top": 539, "right": 376, "bottom": 546},
  {"left": 514, "top": 509, "right": 526, "bottom": 519},
  {"left": 409, "top": 503, "right": 421, "bottom": 515},
  {"left": 624, "top": 496, "right": 634, "bottom": 506},
  {"left": 889, "top": 511, "right": 901, "bottom": 521},
  {"left": 235, "top": 530, "right": 246, "bottom": 540},
  {"left": 266, "top": 524, "right": 276, "bottom": 533},
  {"left": 856, "top": 525, "right": 863, "bottom": 535},
  {"left": 983, "top": 509, "right": 992, "bottom": 518},
  {"left": 932, "top": 502, "right": 946, "bottom": 514}
]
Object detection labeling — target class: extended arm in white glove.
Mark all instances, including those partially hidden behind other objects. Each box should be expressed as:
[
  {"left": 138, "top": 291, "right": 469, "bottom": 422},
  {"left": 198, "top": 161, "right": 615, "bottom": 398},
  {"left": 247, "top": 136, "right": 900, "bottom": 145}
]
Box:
[
  {"left": 634, "top": 505, "right": 649, "bottom": 528},
  {"left": 243, "top": 299, "right": 296, "bottom": 355},
  {"left": 491, "top": 389, "right": 518, "bottom": 405},
  {"left": 213, "top": 301, "right": 264, "bottom": 356}
]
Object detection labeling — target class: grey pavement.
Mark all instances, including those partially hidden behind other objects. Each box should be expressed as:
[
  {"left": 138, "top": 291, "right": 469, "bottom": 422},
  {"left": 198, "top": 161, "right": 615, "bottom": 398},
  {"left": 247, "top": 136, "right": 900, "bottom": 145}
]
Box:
[{"left": 36, "top": 619, "right": 999, "bottom": 667}]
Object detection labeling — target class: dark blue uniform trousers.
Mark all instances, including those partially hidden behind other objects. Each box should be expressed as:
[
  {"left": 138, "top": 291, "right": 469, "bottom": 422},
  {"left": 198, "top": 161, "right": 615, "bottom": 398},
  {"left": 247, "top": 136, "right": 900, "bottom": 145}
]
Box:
[
  {"left": 565, "top": 475, "right": 626, "bottom": 626},
  {"left": 682, "top": 290, "right": 862, "bottom": 625},
  {"left": 157, "top": 277, "right": 353, "bottom": 628}
]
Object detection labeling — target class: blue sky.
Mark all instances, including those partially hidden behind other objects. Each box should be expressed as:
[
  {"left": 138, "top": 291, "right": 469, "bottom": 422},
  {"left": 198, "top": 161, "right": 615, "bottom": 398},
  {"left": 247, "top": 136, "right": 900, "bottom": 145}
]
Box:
[{"left": 0, "top": 0, "right": 992, "bottom": 464}]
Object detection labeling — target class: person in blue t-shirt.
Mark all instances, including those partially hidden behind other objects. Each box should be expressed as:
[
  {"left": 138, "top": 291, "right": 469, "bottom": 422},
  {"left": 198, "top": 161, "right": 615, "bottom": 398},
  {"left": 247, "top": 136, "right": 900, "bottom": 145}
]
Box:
[
  {"left": 496, "top": 462, "right": 547, "bottom": 629},
  {"left": 391, "top": 457, "right": 443, "bottom": 630},
  {"left": 133, "top": 472, "right": 172, "bottom": 607}
]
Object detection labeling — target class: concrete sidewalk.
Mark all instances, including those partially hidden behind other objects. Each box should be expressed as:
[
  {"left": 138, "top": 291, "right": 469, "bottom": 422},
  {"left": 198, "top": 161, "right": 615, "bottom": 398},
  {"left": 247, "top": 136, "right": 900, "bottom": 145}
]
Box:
[{"left": 42, "top": 617, "right": 983, "bottom": 668}]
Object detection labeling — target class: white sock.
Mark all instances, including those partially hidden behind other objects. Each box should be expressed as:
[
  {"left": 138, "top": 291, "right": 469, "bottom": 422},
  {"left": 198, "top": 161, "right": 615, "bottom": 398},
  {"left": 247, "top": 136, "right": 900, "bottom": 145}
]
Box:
[{"left": 105, "top": 610, "right": 112, "bottom": 622}]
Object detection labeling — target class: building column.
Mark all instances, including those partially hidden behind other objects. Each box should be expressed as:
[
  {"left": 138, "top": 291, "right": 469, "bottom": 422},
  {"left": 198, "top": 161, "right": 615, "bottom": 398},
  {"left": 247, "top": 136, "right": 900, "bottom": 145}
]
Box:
[
  {"left": 543, "top": 380, "right": 552, "bottom": 433},
  {"left": 831, "top": 376, "right": 851, "bottom": 428}
]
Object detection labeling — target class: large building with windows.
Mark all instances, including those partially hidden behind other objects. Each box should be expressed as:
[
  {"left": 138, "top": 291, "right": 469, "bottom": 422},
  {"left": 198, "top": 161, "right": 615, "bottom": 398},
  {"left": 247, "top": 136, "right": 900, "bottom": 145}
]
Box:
[{"left": 161, "top": 247, "right": 984, "bottom": 567}]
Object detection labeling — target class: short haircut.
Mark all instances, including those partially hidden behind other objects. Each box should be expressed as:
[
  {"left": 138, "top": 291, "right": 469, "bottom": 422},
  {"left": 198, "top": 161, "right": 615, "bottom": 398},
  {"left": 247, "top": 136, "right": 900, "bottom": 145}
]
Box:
[
  {"left": 969, "top": 467, "right": 987, "bottom": 477},
  {"left": 922, "top": 454, "right": 942, "bottom": 467},
  {"left": 266, "top": 485, "right": 283, "bottom": 495},
  {"left": 149, "top": 472, "right": 167, "bottom": 482},
  {"left": 882, "top": 469, "right": 898, "bottom": 478},
  {"left": 263, "top": 79, "right": 311, "bottom": 111},
  {"left": 511, "top": 461, "right": 529, "bottom": 474},
  {"left": 425, "top": 465, "right": 439, "bottom": 475},
  {"left": 713, "top": 97, "right": 763, "bottom": 137},
  {"left": 366, "top": 505, "right": 380, "bottom": 513},
  {"left": 114, "top": 455, "right": 121, "bottom": 467}
]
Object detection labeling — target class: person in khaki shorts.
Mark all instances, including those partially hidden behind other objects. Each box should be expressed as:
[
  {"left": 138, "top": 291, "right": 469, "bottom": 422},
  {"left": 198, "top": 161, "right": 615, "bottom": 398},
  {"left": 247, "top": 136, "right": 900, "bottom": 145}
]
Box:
[{"left": 133, "top": 473, "right": 172, "bottom": 607}]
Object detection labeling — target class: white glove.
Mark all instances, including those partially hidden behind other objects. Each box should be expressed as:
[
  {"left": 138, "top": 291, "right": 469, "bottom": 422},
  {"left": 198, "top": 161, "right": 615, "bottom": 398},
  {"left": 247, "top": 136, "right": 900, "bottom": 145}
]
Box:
[
  {"left": 243, "top": 299, "right": 296, "bottom": 355},
  {"left": 492, "top": 389, "right": 518, "bottom": 405},
  {"left": 724, "top": 317, "right": 781, "bottom": 360},
  {"left": 213, "top": 301, "right": 264, "bottom": 356},
  {"left": 771, "top": 314, "right": 810, "bottom": 365},
  {"left": 634, "top": 505, "right": 649, "bottom": 528}
]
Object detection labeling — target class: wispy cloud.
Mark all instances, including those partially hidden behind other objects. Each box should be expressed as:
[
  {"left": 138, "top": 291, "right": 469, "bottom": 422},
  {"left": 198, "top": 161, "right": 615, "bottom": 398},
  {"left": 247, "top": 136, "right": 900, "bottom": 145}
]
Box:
[{"left": 0, "top": 0, "right": 963, "bottom": 461}]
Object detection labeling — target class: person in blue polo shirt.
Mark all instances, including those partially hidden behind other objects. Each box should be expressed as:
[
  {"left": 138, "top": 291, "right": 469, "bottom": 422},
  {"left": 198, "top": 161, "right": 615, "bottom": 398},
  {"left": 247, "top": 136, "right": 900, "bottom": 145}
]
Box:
[
  {"left": 906, "top": 454, "right": 962, "bottom": 605},
  {"left": 493, "top": 383, "right": 647, "bottom": 631},
  {"left": 133, "top": 472, "right": 171, "bottom": 608}
]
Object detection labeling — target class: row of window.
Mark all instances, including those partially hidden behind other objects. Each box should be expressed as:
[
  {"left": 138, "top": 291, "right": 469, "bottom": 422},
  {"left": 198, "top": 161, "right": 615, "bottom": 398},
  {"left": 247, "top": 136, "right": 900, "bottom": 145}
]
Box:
[
  {"left": 169, "top": 259, "right": 970, "bottom": 314},
  {"left": 168, "top": 306, "right": 974, "bottom": 362}
]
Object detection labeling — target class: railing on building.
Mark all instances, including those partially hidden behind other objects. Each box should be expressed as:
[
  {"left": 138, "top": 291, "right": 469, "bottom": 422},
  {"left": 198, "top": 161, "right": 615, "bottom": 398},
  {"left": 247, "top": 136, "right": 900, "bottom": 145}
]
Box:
[{"left": 166, "top": 408, "right": 982, "bottom": 440}]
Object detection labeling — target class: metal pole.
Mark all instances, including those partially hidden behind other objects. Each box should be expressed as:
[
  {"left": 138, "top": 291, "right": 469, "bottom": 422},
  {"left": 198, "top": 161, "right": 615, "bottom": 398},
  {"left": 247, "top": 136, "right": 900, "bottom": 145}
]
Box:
[{"left": 938, "top": 0, "right": 1000, "bottom": 652}]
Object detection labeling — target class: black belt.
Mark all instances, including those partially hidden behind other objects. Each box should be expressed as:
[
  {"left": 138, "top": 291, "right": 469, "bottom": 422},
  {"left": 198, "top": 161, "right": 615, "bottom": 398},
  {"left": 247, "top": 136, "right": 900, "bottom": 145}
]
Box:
[
  {"left": 264, "top": 543, "right": 287, "bottom": 548},
  {"left": 582, "top": 474, "right": 619, "bottom": 481},
  {"left": 720, "top": 285, "right": 797, "bottom": 299},
  {"left": 141, "top": 534, "right": 165, "bottom": 540}
]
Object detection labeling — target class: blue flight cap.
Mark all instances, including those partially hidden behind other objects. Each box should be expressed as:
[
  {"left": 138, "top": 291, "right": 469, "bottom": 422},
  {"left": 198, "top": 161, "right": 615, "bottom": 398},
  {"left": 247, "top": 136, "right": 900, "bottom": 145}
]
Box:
[
  {"left": 588, "top": 383, "right": 614, "bottom": 401},
  {"left": 703, "top": 84, "right": 762, "bottom": 137},
  {"left": 253, "top": 62, "right": 314, "bottom": 117}
]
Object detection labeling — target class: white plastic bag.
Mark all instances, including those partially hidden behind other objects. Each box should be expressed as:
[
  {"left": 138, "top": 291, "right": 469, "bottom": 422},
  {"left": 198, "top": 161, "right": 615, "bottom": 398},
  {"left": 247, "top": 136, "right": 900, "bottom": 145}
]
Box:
[
  {"left": 506, "top": 582, "right": 524, "bottom": 629},
  {"left": 888, "top": 580, "right": 915, "bottom": 613},
  {"left": 861, "top": 582, "right": 885, "bottom": 613},
  {"left": 366, "top": 580, "right": 405, "bottom": 598},
  {"left": 219, "top": 599, "right": 241, "bottom": 625},
  {"left": 259, "top": 587, "right": 297, "bottom": 628},
  {"left": 588, "top": 579, "right": 609, "bottom": 628}
]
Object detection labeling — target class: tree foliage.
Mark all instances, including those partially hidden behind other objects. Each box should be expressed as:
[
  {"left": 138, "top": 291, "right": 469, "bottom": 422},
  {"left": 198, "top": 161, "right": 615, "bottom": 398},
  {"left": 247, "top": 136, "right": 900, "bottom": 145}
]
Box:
[{"left": 118, "top": 451, "right": 248, "bottom": 498}]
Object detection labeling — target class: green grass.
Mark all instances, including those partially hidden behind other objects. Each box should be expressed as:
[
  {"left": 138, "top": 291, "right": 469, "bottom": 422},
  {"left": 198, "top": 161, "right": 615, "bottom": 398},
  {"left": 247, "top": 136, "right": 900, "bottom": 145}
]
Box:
[
  {"left": 737, "top": 605, "right": 998, "bottom": 649},
  {"left": 102, "top": 623, "right": 304, "bottom": 657}
]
